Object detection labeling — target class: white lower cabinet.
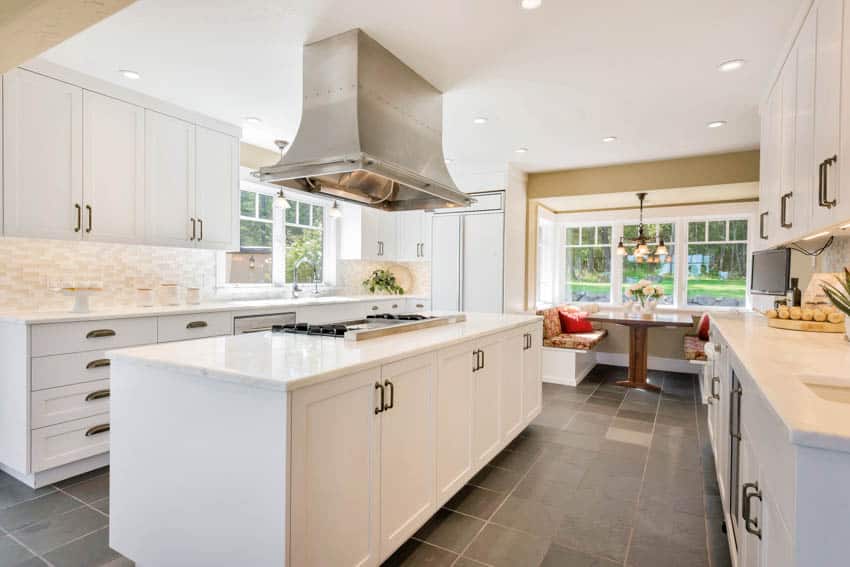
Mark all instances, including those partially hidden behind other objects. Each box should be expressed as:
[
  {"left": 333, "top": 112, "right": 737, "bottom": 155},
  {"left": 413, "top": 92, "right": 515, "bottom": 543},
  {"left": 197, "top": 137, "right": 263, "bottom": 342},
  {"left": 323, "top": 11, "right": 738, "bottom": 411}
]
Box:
[
  {"left": 522, "top": 324, "right": 542, "bottom": 422},
  {"left": 501, "top": 330, "right": 525, "bottom": 441},
  {"left": 289, "top": 322, "right": 542, "bottom": 566},
  {"left": 379, "top": 354, "right": 437, "bottom": 557}
]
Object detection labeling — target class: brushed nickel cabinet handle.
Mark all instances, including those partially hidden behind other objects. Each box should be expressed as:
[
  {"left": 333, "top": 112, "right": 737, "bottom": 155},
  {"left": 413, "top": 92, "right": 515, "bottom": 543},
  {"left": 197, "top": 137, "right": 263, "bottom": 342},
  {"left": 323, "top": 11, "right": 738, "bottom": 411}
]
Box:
[
  {"left": 392, "top": 304, "right": 398, "bottom": 309},
  {"left": 85, "top": 389, "right": 110, "bottom": 401},
  {"left": 86, "top": 329, "right": 116, "bottom": 339},
  {"left": 85, "top": 358, "right": 111, "bottom": 369},
  {"left": 85, "top": 424, "right": 110, "bottom": 437},
  {"left": 371, "top": 305, "right": 379, "bottom": 311},
  {"left": 190, "top": 218, "right": 196, "bottom": 240},
  {"left": 85, "top": 204, "right": 92, "bottom": 233},
  {"left": 74, "top": 204, "right": 82, "bottom": 233},
  {"left": 186, "top": 321, "right": 208, "bottom": 329},
  {"left": 198, "top": 218, "right": 204, "bottom": 241},
  {"left": 375, "top": 382, "right": 385, "bottom": 414},
  {"left": 383, "top": 379, "right": 394, "bottom": 410},
  {"left": 780, "top": 192, "right": 793, "bottom": 228},
  {"left": 823, "top": 155, "right": 838, "bottom": 208},
  {"left": 416, "top": 303, "right": 424, "bottom": 308},
  {"left": 759, "top": 212, "right": 768, "bottom": 240}
]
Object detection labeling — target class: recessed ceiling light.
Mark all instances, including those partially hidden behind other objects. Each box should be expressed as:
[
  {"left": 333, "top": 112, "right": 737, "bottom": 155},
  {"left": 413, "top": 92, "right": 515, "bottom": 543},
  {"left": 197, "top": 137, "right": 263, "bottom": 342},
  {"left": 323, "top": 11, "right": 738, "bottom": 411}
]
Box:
[
  {"left": 841, "top": 222, "right": 850, "bottom": 230},
  {"left": 119, "top": 69, "right": 141, "bottom": 80},
  {"left": 444, "top": 158, "right": 454, "bottom": 164},
  {"left": 602, "top": 136, "right": 618, "bottom": 143},
  {"left": 473, "top": 117, "right": 488, "bottom": 125},
  {"left": 707, "top": 120, "right": 727, "bottom": 129},
  {"left": 718, "top": 59, "right": 746, "bottom": 72},
  {"left": 521, "top": 0, "right": 542, "bottom": 9},
  {"left": 515, "top": 147, "right": 529, "bottom": 154},
  {"left": 243, "top": 117, "right": 262, "bottom": 125}
]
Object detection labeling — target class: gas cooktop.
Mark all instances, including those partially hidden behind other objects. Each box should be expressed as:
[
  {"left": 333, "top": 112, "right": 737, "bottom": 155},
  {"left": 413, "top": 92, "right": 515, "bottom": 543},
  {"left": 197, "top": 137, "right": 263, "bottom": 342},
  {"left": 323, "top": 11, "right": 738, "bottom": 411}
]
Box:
[{"left": 272, "top": 313, "right": 466, "bottom": 341}]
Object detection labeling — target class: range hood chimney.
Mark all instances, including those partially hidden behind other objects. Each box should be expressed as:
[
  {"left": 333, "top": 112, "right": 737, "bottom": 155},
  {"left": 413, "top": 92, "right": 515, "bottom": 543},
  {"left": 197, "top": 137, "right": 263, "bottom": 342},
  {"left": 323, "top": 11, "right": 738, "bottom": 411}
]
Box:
[{"left": 255, "top": 29, "right": 473, "bottom": 211}]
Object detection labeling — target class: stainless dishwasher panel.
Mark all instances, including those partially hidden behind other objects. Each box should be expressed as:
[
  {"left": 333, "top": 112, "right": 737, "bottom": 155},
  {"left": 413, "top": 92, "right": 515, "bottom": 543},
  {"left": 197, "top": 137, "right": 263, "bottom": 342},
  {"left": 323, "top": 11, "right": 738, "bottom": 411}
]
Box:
[{"left": 233, "top": 312, "right": 296, "bottom": 334}]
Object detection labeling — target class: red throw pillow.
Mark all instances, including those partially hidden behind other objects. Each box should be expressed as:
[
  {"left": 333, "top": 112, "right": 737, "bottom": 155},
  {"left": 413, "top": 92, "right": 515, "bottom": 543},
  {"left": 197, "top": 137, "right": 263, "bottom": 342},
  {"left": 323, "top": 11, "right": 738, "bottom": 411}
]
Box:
[
  {"left": 697, "top": 313, "right": 710, "bottom": 341},
  {"left": 559, "top": 310, "right": 594, "bottom": 334}
]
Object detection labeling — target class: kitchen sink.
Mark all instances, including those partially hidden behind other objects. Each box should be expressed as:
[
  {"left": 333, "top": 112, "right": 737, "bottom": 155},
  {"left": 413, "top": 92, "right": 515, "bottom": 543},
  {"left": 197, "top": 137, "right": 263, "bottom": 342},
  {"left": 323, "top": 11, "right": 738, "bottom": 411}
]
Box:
[{"left": 799, "top": 375, "right": 850, "bottom": 404}]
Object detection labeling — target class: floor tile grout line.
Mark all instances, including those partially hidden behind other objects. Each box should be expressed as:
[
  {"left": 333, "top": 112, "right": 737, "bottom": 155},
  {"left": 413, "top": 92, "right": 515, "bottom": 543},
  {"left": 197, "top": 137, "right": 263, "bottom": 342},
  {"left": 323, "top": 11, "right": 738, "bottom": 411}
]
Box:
[
  {"left": 5, "top": 529, "right": 56, "bottom": 567},
  {"left": 35, "top": 524, "right": 109, "bottom": 560},
  {"left": 409, "top": 536, "right": 494, "bottom": 566},
  {"left": 53, "top": 485, "right": 110, "bottom": 519}
]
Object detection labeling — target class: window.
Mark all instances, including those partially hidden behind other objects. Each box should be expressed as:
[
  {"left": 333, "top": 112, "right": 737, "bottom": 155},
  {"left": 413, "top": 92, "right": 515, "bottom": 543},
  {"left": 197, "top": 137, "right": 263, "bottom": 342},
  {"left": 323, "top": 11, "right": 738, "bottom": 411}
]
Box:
[
  {"left": 621, "top": 223, "right": 675, "bottom": 305},
  {"left": 285, "top": 200, "right": 324, "bottom": 284},
  {"left": 686, "top": 219, "right": 748, "bottom": 307},
  {"left": 223, "top": 181, "right": 328, "bottom": 286},
  {"left": 564, "top": 225, "right": 612, "bottom": 303}
]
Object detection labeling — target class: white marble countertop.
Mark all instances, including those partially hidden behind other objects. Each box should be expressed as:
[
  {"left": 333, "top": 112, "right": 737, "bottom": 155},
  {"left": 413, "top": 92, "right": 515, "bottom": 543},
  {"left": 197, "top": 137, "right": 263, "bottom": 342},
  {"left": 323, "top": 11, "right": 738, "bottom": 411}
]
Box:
[
  {"left": 711, "top": 311, "right": 850, "bottom": 453},
  {"left": 0, "top": 295, "right": 427, "bottom": 325},
  {"left": 108, "top": 313, "right": 541, "bottom": 392}
]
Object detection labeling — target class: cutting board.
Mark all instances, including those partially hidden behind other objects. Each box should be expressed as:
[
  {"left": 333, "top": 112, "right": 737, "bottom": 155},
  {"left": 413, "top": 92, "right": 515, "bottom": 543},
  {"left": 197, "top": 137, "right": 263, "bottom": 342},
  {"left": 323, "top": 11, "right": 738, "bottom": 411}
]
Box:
[{"left": 767, "top": 318, "right": 845, "bottom": 333}]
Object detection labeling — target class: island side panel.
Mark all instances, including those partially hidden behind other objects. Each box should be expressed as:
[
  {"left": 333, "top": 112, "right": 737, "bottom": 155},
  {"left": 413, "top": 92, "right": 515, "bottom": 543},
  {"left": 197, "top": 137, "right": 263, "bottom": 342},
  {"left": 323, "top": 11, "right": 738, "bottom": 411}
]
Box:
[
  {"left": 109, "top": 358, "right": 288, "bottom": 567},
  {"left": 0, "top": 322, "right": 30, "bottom": 476}
]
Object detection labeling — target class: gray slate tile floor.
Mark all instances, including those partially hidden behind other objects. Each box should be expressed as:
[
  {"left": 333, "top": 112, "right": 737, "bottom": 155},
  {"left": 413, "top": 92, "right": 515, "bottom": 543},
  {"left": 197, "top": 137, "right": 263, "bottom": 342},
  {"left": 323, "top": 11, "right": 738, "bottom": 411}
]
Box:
[{"left": 0, "top": 364, "right": 731, "bottom": 567}]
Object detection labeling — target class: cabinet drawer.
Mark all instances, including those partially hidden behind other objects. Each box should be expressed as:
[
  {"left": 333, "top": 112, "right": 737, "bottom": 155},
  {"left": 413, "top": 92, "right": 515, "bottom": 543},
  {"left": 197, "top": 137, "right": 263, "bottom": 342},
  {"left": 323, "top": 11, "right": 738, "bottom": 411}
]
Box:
[
  {"left": 31, "top": 413, "right": 110, "bottom": 472},
  {"left": 31, "top": 379, "right": 110, "bottom": 429},
  {"left": 31, "top": 350, "right": 111, "bottom": 391},
  {"left": 31, "top": 318, "right": 157, "bottom": 357},
  {"left": 157, "top": 312, "right": 232, "bottom": 343},
  {"left": 408, "top": 299, "right": 430, "bottom": 311}
]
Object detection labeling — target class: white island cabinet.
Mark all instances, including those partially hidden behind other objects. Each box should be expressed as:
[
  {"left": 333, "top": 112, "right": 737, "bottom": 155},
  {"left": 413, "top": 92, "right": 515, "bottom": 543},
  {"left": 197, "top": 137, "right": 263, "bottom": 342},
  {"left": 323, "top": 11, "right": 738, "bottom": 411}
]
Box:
[{"left": 107, "top": 313, "right": 542, "bottom": 567}]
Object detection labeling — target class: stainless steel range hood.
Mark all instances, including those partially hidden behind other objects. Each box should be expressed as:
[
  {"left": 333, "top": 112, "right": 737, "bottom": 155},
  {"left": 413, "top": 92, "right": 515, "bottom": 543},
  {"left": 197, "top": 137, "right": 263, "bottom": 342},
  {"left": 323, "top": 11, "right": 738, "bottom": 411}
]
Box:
[{"left": 255, "top": 29, "right": 473, "bottom": 212}]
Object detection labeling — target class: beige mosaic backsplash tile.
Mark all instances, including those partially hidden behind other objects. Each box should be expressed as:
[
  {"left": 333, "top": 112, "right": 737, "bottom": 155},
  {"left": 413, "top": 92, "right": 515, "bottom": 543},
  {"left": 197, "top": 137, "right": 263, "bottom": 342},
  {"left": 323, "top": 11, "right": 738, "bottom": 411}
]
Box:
[
  {"left": 337, "top": 260, "right": 430, "bottom": 297},
  {"left": 820, "top": 235, "right": 850, "bottom": 273},
  {"left": 0, "top": 237, "right": 217, "bottom": 312}
]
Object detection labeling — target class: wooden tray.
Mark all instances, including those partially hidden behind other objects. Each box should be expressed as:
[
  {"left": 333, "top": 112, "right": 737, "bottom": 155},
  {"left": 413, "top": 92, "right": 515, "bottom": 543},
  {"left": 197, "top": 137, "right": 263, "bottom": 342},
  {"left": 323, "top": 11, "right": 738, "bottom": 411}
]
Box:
[{"left": 767, "top": 318, "right": 845, "bottom": 333}]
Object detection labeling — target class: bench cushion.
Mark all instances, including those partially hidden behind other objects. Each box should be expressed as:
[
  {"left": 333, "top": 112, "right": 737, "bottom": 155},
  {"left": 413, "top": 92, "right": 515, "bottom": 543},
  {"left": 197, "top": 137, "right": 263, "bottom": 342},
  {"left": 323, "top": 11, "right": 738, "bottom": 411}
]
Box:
[
  {"left": 683, "top": 335, "right": 708, "bottom": 361},
  {"left": 544, "top": 329, "right": 608, "bottom": 350}
]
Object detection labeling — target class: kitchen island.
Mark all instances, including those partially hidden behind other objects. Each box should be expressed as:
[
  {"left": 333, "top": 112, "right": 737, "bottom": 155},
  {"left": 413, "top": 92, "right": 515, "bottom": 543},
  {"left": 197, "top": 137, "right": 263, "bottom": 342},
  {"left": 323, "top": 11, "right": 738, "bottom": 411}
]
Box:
[{"left": 107, "top": 312, "right": 542, "bottom": 567}]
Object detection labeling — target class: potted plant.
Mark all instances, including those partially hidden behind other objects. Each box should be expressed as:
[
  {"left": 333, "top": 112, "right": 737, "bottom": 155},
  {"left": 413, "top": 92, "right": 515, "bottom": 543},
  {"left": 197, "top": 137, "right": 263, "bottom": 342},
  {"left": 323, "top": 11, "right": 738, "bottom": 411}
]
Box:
[
  {"left": 625, "top": 279, "right": 665, "bottom": 315},
  {"left": 362, "top": 269, "right": 405, "bottom": 295},
  {"left": 822, "top": 268, "right": 850, "bottom": 340}
]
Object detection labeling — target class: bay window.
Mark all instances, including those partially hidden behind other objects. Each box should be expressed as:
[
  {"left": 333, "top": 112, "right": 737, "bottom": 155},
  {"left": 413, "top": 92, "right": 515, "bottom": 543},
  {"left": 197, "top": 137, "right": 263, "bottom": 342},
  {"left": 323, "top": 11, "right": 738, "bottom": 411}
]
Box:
[
  {"left": 686, "top": 219, "right": 749, "bottom": 307},
  {"left": 564, "top": 225, "right": 612, "bottom": 303},
  {"left": 620, "top": 222, "right": 675, "bottom": 305}
]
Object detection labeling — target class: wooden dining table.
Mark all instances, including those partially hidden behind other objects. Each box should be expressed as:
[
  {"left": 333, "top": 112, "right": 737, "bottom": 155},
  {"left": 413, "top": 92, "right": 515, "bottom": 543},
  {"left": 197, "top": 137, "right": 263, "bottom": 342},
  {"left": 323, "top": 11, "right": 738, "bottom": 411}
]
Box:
[{"left": 587, "top": 311, "right": 695, "bottom": 392}]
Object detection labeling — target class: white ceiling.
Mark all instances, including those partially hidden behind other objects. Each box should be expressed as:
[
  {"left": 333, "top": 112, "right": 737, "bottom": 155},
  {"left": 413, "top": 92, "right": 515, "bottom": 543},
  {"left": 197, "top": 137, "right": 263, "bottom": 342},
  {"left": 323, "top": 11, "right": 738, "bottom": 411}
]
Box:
[{"left": 42, "top": 0, "right": 805, "bottom": 188}]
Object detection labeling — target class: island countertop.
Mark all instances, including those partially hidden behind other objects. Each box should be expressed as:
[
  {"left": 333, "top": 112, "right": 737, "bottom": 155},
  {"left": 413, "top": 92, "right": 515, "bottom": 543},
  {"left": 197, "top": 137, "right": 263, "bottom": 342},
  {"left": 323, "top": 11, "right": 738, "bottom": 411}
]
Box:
[
  {"left": 107, "top": 312, "right": 541, "bottom": 392},
  {"left": 710, "top": 311, "right": 850, "bottom": 452}
]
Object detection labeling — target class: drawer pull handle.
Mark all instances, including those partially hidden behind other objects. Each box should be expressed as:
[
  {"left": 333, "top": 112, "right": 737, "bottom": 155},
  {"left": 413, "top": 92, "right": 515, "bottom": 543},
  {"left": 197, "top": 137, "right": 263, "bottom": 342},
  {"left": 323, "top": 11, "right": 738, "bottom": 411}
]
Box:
[
  {"left": 416, "top": 303, "right": 424, "bottom": 308},
  {"left": 371, "top": 306, "right": 379, "bottom": 311},
  {"left": 85, "top": 389, "right": 110, "bottom": 401},
  {"left": 186, "top": 321, "right": 208, "bottom": 329},
  {"left": 86, "top": 329, "right": 116, "bottom": 339},
  {"left": 85, "top": 424, "right": 110, "bottom": 437},
  {"left": 392, "top": 304, "right": 398, "bottom": 309},
  {"left": 85, "top": 359, "right": 111, "bottom": 369}
]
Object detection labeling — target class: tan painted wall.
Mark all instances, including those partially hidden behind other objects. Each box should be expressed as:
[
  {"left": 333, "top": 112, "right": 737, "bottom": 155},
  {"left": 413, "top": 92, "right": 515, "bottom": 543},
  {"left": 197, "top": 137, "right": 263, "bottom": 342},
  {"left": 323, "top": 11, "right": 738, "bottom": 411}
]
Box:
[
  {"left": 240, "top": 142, "right": 280, "bottom": 169},
  {"left": 527, "top": 150, "right": 760, "bottom": 199},
  {"left": 0, "top": 0, "right": 136, "bottom": 73}
]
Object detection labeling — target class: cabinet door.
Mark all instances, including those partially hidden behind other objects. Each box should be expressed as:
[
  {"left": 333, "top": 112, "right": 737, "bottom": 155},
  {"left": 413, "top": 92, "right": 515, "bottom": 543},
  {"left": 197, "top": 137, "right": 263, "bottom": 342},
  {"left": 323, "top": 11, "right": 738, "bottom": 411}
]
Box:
[
  {"left": 82, "top": 91, "right": 145, "bottom": 243},
  {"left": 360, "top": 207, "right": 382, "bottom": 260},
  {"left": 738, "top": 435, "right": 762, "bottom": 567},
  {"left": 762, "top": 85, "right": 782, "bottom": 247},
  {"left": 501, "top": 330, "right": 525, "bottom": 440},
  {"left": 777, "top": 52, "right": 797, "bottom": 241},
  {"left": 463, "top": 213, "right": 504, "bottom": 313},
  {"left": 794, "top": 13, "right": 817, "bottom": 239},
  {"left": 435, "top": 342, "right": 475, "bottom": 505},
  {"left": 813, "top": 0, "right": 845, "bottom": 228},
  {"left": 290, "top": 368, "right": 382, "bottom": 567},
  {"left": 378, "top": 210, "right": 397, "bottom": 261},
  {"left": 145, "top": 110, "right": 195, "bottom": 247},
  {"left": 380, "top": 353, "right": 436, "bottom": 559},
  {"left": 195, "top": 126, "right": 238, "bottom": 250},
  {"left": 472, "top": 335, "right": 503, "bottom": 466},
  {"left": 395, "top": 211, "right": 420, "bottom": 261},
  {"left": 522, "top": 324, "right": 542, "bottom": 423},
  {"left": 3, "top": 69, "right": 83, "bottom": 240},
  {"left": 431, "top": 214, "right": 462, "bottom": 311}
]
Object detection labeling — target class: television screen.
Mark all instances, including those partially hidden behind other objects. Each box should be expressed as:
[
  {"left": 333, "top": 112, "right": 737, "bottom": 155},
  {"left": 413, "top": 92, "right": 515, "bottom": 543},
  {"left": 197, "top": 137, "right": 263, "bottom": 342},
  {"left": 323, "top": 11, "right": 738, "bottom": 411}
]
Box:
[{"left": 750, "top": 248, "right": 791, "bottom": 296}]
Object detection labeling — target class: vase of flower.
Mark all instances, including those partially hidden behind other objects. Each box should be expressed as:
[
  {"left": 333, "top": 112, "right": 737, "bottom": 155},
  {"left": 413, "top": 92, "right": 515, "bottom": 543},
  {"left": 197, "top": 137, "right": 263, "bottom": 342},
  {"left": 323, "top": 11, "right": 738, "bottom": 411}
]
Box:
[{"left": 624, "top": 279, "right": 664, "bottom": 317}]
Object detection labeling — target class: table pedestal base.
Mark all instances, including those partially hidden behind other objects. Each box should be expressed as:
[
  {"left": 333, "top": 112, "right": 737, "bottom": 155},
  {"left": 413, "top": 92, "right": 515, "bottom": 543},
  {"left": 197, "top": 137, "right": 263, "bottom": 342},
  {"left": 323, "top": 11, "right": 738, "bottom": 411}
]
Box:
[{"left": 615, "top": 326, "right": 661, "bottom": 392}]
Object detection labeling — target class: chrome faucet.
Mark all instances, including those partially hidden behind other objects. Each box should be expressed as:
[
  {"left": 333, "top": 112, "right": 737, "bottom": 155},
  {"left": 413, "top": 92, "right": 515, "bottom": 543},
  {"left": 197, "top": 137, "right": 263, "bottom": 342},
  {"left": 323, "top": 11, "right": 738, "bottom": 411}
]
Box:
[{"left": 292, "top": 257, "right": 320, "bottom": 298}]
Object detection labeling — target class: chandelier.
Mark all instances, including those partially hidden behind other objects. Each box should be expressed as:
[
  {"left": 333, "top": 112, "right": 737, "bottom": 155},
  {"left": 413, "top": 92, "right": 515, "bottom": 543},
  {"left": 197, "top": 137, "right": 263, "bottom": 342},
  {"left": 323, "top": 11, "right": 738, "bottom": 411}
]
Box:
[{"left": 615, "top": 192, "right": 669, "bottom": 263}]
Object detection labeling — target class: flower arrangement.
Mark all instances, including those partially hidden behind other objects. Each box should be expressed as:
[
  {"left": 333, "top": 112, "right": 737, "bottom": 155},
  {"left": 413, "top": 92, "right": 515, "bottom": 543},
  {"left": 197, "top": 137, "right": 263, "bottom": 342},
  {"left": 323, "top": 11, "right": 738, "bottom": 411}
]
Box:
[
  {"left": 362, "top": 269, "right": 404, "bottom": 295},
  {"left": 625, "top": 279, "right": 665, "bottom": 307}
]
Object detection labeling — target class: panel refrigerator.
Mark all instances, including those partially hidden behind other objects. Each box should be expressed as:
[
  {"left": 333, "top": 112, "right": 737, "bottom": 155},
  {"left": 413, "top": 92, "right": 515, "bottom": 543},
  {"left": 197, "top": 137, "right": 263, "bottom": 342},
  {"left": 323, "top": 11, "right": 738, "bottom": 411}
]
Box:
[{"left": 430, "top": 192, "right": 504, "bottom": 313}]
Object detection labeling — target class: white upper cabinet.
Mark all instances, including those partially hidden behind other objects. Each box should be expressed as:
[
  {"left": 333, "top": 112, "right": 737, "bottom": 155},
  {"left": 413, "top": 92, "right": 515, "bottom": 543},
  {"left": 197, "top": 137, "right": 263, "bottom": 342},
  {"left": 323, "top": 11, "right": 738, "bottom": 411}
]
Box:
[
  {"left": 778, "top": 52, "right": 797, "bottom": 240},
  {"left": 339, "top": 205, "right": 398, "bottom": 261},
  {"left": 793, "top": 14, "right": 817, "bottom": 241},
  {"left": 195, "top": 126, "right": 239, "bottom": 250},
  {"left": 144, "top": 111, "right": 196, "bottom": 247},
  {"left": 3, "top": 69, "right": 83, "bottom": 240},
  {"left": 395, "top": 211, "right": 431, "bottom": 261},
  {"left": 83, "top": 91, "right": 145, "bottom": 243}
]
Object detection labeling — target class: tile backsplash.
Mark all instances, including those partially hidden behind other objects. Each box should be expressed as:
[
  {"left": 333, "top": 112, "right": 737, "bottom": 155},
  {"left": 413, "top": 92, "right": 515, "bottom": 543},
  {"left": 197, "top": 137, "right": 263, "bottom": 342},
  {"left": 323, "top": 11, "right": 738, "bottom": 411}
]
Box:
[
  {"left": 0, "top": 237, "right": 430, "bottom": 312},
  {"left": 820, "top": 235, "right": 850, "bottom": 273}
]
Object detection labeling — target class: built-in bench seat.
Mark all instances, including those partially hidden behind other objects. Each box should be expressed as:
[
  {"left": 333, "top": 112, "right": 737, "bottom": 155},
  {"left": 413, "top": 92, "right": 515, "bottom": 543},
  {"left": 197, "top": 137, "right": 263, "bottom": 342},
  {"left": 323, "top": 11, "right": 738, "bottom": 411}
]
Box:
[
  {"left": 537, "top": 304, "right": 608, "bottom": 386},
  {"left": 683, "top": 335, "right": 708, "bottom": 362}
]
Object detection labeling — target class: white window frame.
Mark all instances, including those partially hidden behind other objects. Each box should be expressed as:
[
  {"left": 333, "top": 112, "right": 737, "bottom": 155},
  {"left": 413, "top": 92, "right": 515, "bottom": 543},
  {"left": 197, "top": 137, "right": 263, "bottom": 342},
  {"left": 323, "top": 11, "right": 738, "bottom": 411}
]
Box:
[
  {"left": 217, "top": 169, "right": 338, "bottom": 288},
  {"left": 537, "top": 201, "right": 757, "bottom": 311}
]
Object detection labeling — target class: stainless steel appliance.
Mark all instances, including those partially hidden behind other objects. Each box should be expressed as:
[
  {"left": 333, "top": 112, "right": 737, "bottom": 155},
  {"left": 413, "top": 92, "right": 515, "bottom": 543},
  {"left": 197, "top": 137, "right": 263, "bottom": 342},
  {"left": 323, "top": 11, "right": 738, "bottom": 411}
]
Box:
[
  {"left": 233, "top": 312, "right": 296, "bottom": 334},
  {"left": 273, "top": 313, "right": 465, "bottom": 341},
  {"left": 255, "top": 29, "right": 473, "bottom": 212},
  {"left": 431, "top": 191, "right": 504, "bottom": 313}
]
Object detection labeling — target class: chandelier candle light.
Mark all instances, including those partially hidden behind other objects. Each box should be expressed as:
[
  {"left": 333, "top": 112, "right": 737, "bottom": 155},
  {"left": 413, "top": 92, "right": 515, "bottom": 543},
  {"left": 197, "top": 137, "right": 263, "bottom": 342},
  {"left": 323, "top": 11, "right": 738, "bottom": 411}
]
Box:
[{"left": 616, "top": 192, "right": 670, "bottom": 263}]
